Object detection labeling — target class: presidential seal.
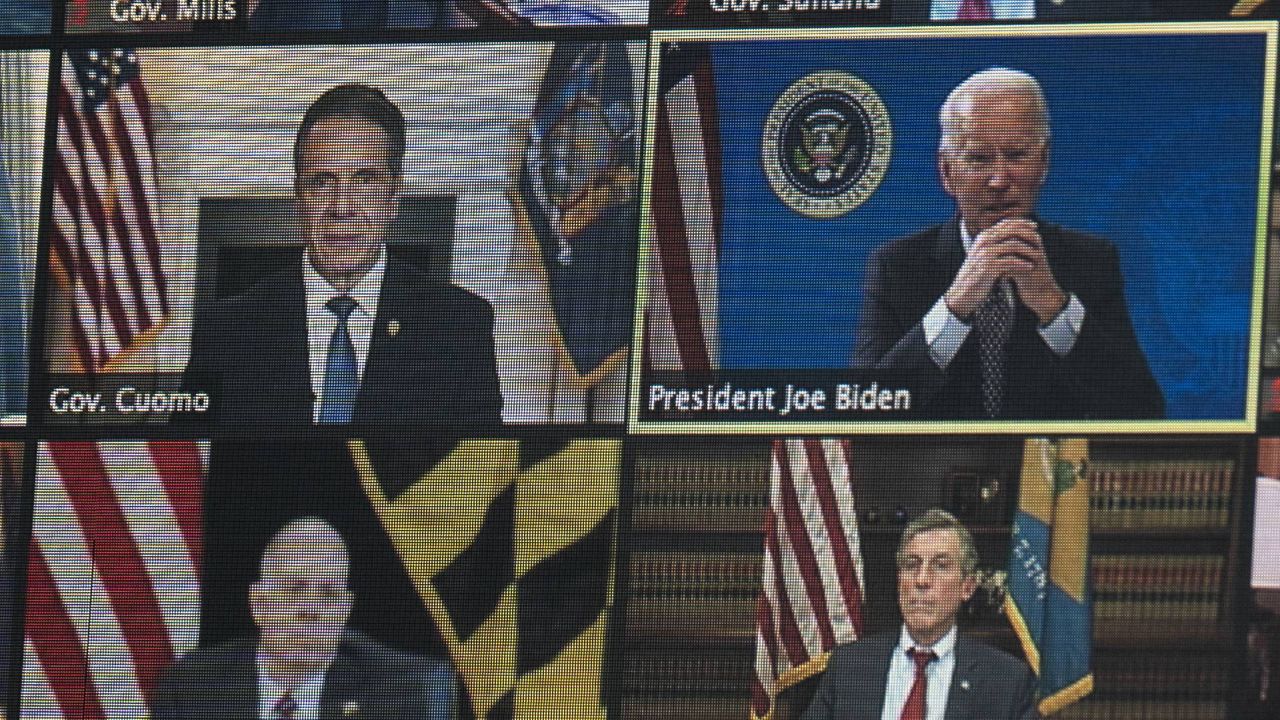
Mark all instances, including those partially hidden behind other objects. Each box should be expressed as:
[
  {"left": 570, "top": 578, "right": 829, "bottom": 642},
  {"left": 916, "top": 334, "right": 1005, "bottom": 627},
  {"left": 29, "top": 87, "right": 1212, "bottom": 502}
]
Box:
[{"left": 762, "top": 70, "right": 891, "bottom": 219}]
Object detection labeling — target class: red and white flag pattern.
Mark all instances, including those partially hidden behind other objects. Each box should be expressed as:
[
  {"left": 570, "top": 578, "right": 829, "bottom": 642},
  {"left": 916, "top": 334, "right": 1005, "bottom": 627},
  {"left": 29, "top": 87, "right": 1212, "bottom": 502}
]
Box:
[
  {"left": 50, "top": 50, "right": 167, "bottom": 375},
  {"left": 751, "top": 439, "right": 865, "bottom": 720},
  {"left": 23, "top": 441, "right": 206, "bottom": 719},
  {"left": 645, "top": 45, "right": 721, "bottom": 373}
]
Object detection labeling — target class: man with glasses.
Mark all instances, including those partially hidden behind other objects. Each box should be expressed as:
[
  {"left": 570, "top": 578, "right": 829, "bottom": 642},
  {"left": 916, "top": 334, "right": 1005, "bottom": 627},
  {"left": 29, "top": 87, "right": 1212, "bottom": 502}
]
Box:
[
  {"left": 151, "top": 516, "right": 455, "bottom": 719},
  {"left": 801, "top": 508, "right": 1038, "bottom": 720},
  {"left": 853, "top": 68, "right": 1162, "bottom": 420},
  {"left": 183, "top": 83, "right": 502, "bottom": 426}
]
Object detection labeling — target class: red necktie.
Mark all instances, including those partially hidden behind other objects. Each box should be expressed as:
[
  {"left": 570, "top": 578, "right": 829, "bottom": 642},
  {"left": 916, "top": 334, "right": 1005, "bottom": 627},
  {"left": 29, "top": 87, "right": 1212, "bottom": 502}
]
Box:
[
  {"left": 957, "top": 0, "right": 993, "bottom": 20},
  {"left": 899, "top": 648, "right": 938, "bottom": 720},
  {"left": 273, "top": 690, "right": 298, "bottom": 719}
]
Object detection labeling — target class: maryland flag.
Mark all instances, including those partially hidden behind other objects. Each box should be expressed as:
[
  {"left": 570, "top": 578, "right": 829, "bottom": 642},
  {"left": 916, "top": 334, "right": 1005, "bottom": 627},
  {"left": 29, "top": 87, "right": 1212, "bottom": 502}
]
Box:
[
  {"left": 1005, "top": 438, "right": 1093, "bottom": 716},
  {"left": 351, "top": 438, "right": 620, "bottom": 719}
]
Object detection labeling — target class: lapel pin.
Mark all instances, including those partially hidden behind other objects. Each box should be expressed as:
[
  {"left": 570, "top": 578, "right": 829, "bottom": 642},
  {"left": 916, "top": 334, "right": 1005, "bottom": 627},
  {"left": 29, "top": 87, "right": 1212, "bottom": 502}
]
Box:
[
  {"left": 960, "top": 680, "right": 971, "bottom": 691},
  {"left": 387, "top": 319, "right": 400, "bottom": 338},
  {"left": 342, "top": 700, "right": 361, "bottom": 717}
]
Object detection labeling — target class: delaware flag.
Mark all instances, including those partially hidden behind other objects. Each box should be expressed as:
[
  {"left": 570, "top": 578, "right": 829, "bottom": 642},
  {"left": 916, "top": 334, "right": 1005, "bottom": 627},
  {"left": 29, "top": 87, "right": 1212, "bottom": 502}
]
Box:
[{"left": 1005, "top": 438, "right": 1093, "bottom": 715}]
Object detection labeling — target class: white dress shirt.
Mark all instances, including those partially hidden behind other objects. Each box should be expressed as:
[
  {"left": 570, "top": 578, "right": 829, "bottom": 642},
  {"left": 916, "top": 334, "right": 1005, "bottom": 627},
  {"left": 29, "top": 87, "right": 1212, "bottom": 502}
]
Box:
[
  {"left": 256, "top": 654, "right": 327, "bottom": 720},
  {"left": 930, "top": 0, "right": 1035, "bottom": 19},
  {"left": 881, "top": 624, "right": 959, "bottom": 720},
  {"left": 303, "top": 245, "right": 387, "bottom": 422},
  {"left": 922, "top": 221, "right": 1085, "bottom": 370}
]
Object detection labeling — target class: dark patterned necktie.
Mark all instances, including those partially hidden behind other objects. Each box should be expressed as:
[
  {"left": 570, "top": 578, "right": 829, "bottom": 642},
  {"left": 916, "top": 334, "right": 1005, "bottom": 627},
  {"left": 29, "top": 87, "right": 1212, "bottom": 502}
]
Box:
[
  {"left": 899, "top": 648, "right": 938, "bottom": 720},
  {"left": 957, "top": 0, "right": 993, "bottom": 20},
  {"left": 273, "top": 689, "right": 298, "bottom": 719},
  {"left": 974, "top": 281, "right": 1013, "bottom": 418}
]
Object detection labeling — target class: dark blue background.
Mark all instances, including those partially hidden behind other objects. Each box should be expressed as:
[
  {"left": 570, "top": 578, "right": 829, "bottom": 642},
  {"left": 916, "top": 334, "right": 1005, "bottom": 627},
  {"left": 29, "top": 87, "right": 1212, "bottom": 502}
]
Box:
[{"left": 710, "top": 32, "right": 1266, "bottom": 420}]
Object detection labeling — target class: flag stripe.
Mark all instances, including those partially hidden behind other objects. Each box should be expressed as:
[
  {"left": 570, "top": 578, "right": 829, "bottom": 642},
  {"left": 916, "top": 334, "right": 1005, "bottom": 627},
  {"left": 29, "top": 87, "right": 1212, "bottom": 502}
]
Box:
[
  {"left": 148, "top": 442, "right": 205, "bottom": 575},
  {"left": 48, "top": 443, "right": 177, "bottom": 698},
  {"left": 54, "top": 52, "right": 167, "bottom": 374},
  {"left": 765, "top": 509, "right": 810, "bottom": 667},
  {"left": 753, "top": 439, "right": 864, "bottom": 718},
  {"left": 26, "top": 545, "right": 108, "bottom": 720},
  {"left": 31, "top": 447, "right": 148, "bottom": 720},
  {"left": 691, "top": 60, "right": 723, "bottom": 248},
  {"left": 26, "top": 441, "right": 206, "bottom": 719},
  {"left": 651, "top": 101, "right": 712, "bottom": 372},
  {"left": 646, "top": 48, "right": 721, "bottom": 373},
  {"left": 804, "top": 440, "right": 865, "bottom": 631},
  {"left": 776, "top": 442, "right": 837, "bottom": 649}
]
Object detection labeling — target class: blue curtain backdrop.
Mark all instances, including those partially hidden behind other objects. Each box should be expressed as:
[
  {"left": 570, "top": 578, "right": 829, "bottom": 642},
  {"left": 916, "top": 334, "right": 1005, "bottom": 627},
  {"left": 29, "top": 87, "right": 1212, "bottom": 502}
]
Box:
[{"left": 711, "top": 32, "right": 1266, "bottom": 420}]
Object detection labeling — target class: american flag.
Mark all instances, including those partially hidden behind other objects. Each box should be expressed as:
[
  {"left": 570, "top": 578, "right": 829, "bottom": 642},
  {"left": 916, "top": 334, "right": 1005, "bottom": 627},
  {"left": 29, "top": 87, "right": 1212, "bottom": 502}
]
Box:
[
  {"left": 644, "top": 43, "right": 720, "bottom": 373},
  {"left": 751, "top": 439, "right": 865, "bottom": 720},
  {"left": 50, "top": 49, "right": 167, "bottom": 375},
  {"left": 22, "top": 441, "right": 206, "bottom": 719}
]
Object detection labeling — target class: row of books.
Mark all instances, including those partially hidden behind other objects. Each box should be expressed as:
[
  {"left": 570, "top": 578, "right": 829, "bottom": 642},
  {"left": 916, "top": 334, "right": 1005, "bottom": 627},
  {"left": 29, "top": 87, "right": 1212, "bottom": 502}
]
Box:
[
  {"left": 1092, "top": 553, "right": 1225, "bottom": 628},
  {"left": 630, "top": 456, "right": 767, "bottom": 533},
  {"left": 1087, "top": 460, "right": 1235, "bottom": 529},
  {"left": 619, "top": 651, "right": 752, "bottom": 697}
]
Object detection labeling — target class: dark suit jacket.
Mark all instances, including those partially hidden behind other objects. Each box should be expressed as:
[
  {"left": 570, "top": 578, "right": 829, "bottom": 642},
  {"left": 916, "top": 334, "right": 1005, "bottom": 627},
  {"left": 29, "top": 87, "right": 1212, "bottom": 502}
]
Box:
[
  {"left": 853, "top": 219, "right": 1163, "bottom": 420},
  {"left": 183, "top": 256, "right": 503, "bottom": 426},
  {"left": 890, "top": 0, "right": 1153, "bottom": 22},
  {"left": 150, "top": 630, "right": 455, "bottom": 720},
  {"left": 800, "top": 633, "right": 1040, "bottom": 720}
]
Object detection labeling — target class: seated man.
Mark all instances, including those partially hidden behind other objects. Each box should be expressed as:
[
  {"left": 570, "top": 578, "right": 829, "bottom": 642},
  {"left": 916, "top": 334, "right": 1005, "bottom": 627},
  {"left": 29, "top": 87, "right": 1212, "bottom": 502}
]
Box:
[
  {"left": 853, "top": 68, "right": 1163, "bottom": 420},
  {"left": 802, "top": 509, "right": 1039, "bottom": 720},
  {"left": 183, "top": 83, "right": 502, "bottom": 426},
  {"left": 151, "top": 517, "right": 455, "bottom": 719}
]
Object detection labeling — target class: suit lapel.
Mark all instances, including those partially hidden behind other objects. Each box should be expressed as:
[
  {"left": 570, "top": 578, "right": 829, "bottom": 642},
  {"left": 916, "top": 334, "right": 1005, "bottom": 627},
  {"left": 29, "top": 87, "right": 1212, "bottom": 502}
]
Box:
[
  {"left": 943, "top": 636, "right": 978, "bottom": 720},
  {"left": 319, "top": 650, "right": 361, "bottom": 720},
  {"left": 214, "top": 643, "right": 259, "bottom": 718},
  {"left": 356, "top": 259, "right": 417, "bottom": 421},
  {"left": 267, "top": 266, "right": 312, "bottom": 424},
  {"left": 869, "top": 638, "right": 898, "bottom": 720},
  {"left": 931, "top": 219, "right": 966, "bottom": 276}
]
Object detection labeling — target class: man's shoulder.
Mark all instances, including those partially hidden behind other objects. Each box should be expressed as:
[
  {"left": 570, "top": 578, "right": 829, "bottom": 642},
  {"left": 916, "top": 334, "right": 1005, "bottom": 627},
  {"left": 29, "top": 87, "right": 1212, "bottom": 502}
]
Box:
[
  {"left": 827, "top": 632, "right": 898, "bottom": 663},
  {"left": 875, "top": 223, "right": 951, "bottom": 257},
  {"left": 956, "top": 634, "right": 1033, "bottom": 672},
  {"left": 200, "top": 266, "right": 300, "bottom": 319},
  {"left": 338, "top": 630, "right": 451, "bottom": 679},
  {"left": 382, "top": 258, "right": 494, "bottom": 319},
  {"left": 162, "top": 636, "right": 256, "bottom": 680},
  {"left": 1038, "top": 221, "right": 1116, "bottom": 252}
]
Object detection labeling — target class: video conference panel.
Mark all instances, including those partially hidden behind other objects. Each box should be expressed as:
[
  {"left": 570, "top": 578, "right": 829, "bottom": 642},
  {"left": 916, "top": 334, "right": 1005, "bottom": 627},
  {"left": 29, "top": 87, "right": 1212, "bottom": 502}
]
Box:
[
  {"left": 632, "top": 22, "right": 1275, "bottom": 434},
  {"left": 36, "top": 41, "right": 644, "bottom": 429}
]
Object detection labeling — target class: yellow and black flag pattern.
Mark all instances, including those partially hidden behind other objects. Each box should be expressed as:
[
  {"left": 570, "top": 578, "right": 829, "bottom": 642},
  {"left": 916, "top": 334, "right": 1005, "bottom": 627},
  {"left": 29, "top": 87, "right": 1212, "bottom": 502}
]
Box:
[{"left": 352, "top": 438, "right": 620, "bottom": 720}]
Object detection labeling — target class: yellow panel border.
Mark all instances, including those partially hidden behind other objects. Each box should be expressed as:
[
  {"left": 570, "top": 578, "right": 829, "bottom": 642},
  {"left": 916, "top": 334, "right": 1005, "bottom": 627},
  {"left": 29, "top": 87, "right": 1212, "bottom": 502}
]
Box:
[{"left": 627, "top": 20, "right": 1277, "bottom": 437}]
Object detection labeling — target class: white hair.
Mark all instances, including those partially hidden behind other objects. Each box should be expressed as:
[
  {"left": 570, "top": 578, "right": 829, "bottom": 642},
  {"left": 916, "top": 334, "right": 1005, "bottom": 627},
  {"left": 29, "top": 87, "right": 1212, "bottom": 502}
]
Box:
[{"left": 939, "top": 67, "right": 1049, "bottom": 156}]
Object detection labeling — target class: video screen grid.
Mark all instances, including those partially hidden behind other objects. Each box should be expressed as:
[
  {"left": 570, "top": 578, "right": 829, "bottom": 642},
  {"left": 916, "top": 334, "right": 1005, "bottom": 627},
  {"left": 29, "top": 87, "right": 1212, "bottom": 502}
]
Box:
[{"left": 2, "top": 2, "right": 1280, "bottom": 720}]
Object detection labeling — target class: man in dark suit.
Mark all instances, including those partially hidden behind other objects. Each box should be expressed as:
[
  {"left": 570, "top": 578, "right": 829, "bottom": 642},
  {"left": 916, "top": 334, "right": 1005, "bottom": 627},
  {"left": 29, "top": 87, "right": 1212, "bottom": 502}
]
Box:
[
  {"left": 802, "top": 509, "right": 1039, "bottom": 720},
  {"left": 890, "top": 0, "right": 1153, "bottom": 22},
  {"left": 853, "top": 68, "right": 1162, "bottom": 420},
  {"left": 183, "top": 83, "right": 502, "bottom": 426},
  {"left": 151, "top": 517, "right": 455, "bottom": 720}
]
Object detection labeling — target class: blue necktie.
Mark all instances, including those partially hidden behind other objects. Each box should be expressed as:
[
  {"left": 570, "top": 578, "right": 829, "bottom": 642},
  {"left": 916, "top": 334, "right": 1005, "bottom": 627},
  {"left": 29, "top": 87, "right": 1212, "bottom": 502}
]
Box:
[{"left": 319, "top": 296, "right": 358, "bottom": 424}]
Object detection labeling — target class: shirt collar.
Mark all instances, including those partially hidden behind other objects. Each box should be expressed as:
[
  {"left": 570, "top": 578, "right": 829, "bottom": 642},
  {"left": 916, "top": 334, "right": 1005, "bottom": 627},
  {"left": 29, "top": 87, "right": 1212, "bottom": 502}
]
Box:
[
  {"left": 897, "top": 623, "right": 958, "bottom": 662},
  {"left": 255, "top": 650, "right": 328, "bottom": 713},
  {"left": 303, "top": 243, "right": 387, "bottom": 318},
  {"left": 959, "top": 220, "right": 975, "bottom": 254}
]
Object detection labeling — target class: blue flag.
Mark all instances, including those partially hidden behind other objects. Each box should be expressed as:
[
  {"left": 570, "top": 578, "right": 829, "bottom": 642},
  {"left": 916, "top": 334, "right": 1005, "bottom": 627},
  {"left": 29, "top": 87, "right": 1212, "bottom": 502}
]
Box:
[
  {"left": 520, "top": 41, "right": 638, "bottom": 378},
  {"left": 1006, "top": 438, "right": 1093, "bottom": 715}
]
